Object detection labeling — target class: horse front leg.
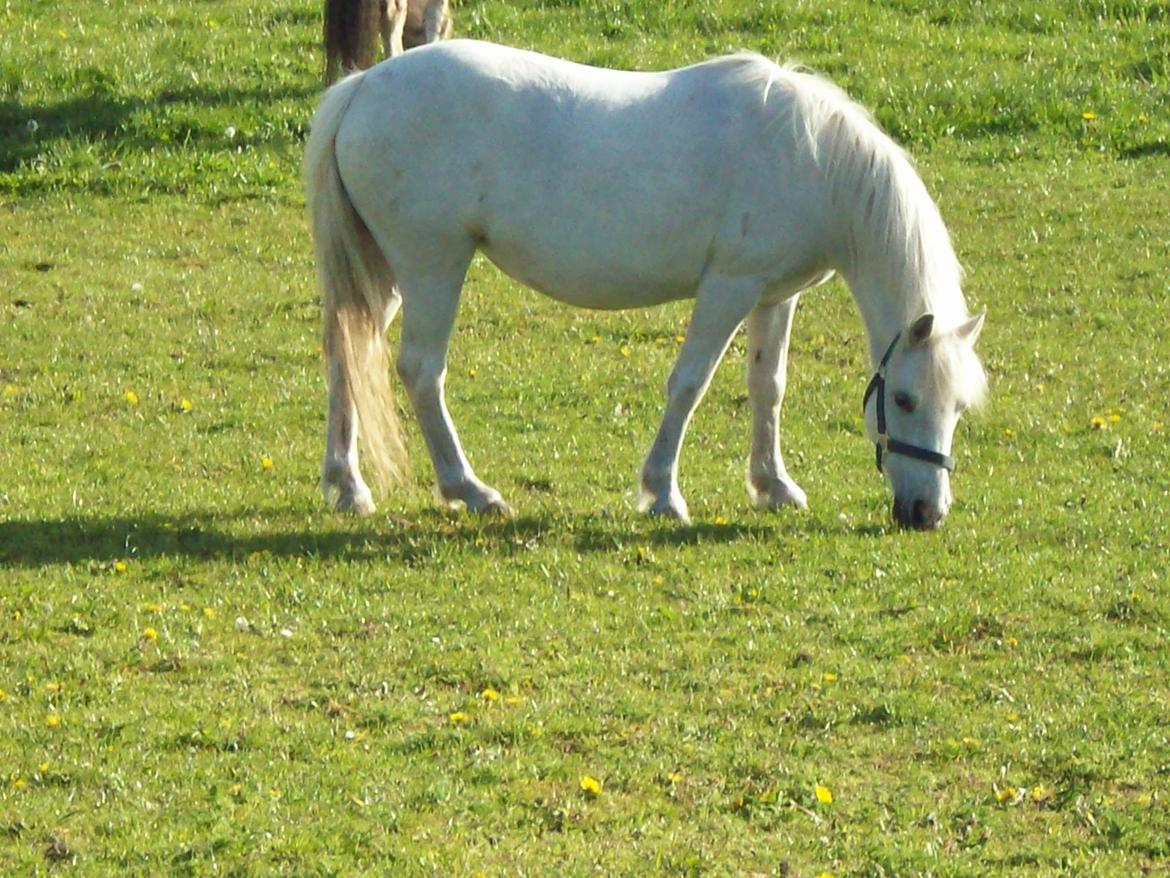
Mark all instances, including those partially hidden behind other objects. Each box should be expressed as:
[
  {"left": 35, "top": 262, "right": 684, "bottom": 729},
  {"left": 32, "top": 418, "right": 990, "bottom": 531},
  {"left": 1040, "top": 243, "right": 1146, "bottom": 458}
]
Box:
[
  {"left": 639, "top": 275, "right": 762, "bottom": 522},
  {"left": 395, "top": 270, "right": 512, "bottom": 517},
  {"left": 745, "top": 295, "right": 807, "bottom": 510}
]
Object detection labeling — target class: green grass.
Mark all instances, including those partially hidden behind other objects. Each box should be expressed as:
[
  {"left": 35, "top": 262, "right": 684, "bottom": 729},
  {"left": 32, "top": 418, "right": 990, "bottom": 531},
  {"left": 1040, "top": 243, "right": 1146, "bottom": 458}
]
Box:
[{"left": 2, "top": 1, "right": 1169, "bottom": 875}]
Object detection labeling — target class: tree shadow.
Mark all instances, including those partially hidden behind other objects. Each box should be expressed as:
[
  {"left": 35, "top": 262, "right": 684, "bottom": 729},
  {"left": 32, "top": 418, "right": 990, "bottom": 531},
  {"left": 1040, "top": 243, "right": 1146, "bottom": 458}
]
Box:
[
  {"left": 0, "top": 81, "right": 318, "bottom": 173},
  {"left": 1119, "top": 140, "right": 1170, "bottom": 159},
  {"left": 0, "top": 93, "right": 139, "bottom": 172}
]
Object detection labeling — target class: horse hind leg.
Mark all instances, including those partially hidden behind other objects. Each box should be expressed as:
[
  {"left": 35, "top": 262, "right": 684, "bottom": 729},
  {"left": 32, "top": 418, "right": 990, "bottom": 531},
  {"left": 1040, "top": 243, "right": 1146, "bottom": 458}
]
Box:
[
  {"left": 745, "top": 296, "right": 807, "bottom": 511},
  {"left": 394, "top": 260, "right": 511, "bottom": 517},
  {"left": 322, "top": 291, "right": 402, "bottom": 514},
  {"left": 639, "top": 274, "right": 764, "bottom": 522}
]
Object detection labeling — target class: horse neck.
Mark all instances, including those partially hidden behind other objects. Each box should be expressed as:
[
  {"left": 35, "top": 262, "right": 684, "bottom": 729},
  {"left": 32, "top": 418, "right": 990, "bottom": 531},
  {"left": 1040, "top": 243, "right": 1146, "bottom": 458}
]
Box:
[
  {"left": 815, "top": 117, "right": 966, "bottom": 367},
  {"left": 838, "top": 189, "right": 966, "bottom": 368}
]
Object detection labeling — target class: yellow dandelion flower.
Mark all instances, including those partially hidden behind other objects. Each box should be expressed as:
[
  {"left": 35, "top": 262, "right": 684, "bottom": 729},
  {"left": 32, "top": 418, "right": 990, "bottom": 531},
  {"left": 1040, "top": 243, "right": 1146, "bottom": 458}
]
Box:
[
  {"left": 481, "top": 687, "right": 500, "bottom": 702},
  {"left": 11, "top": 777, "right": 27, "bottom": 790},
  {"left": 261, "top": 456, "right": 274, "bottom": 470},
  {"left": 822, "top": 671, "right": 839, "bottom": 683},
  {"left": 202, "top": 607, "right": 216, "bottom": 618},
  {"left": 1003, "top": 428, "right": 1016, "bottom": 438},
  {"left": 1138, "top": 113, "right": 1149, "bottom": 123},
  {"left": 995, "top": 785, "right": 1017, "bottom": 803},
  {"left": 38, "top": 762, "right": 49, "bottom": 773},
  {"left": 1082, "top": 111, "right": 1097, "bottom": 121},
  {"left": 179, "top": 603, "right": 192, "bottom": 613},
  {"left": 448, "top": 711, "right": 469, "bottom": 724},
  {"left": 0, "top": 688, "right": 6, "bottom": 701},
  {"left": 124, "top": 389, "right": 139, "bottom": 406},
  {"left": 1107, "top": 412, "right": 1121, "bottom": 424},
  {"left": 815, "top": 784, "right": 833, "bottom": 804},
  {"left": 580, "top": 774, "right": 602, "bottom": 796},
  {"left": 665, "top": 770, "right": 683, "bottom": 784},
  {"left": 818, "top": 873, "right": 835, "bottom": 878},
  {"left": 713, "top": 514, "right": 729, "bottom": 525},
  {"left": 179, "top": 398, "right": 193, "bottom": 412},
  {"left": 142, "top": 627, "right": 159, "bottom": 642},
  {"left": 2, "top": 384, "right": 18, "bottom": 398},
  {"left": 620, "top": 345, "right": 632, "bottom": 357},
  {"left": 467, "top": 367, "right": 477, "bottom": 378},
  {"left": 113, "top": 560, "right": 127, "bottom": 574},
  {"left": 143, "top": 602, "right": 162, "bottom": 613},
  {"left": 45, "top": 713, "right": 62, "bottom": 729},
  {"left": 1031, "top": 784, "right": 1055, "bottom": 803},
  {"left": 1090, "top": 416, "right": 1106, "bottom": 430}
]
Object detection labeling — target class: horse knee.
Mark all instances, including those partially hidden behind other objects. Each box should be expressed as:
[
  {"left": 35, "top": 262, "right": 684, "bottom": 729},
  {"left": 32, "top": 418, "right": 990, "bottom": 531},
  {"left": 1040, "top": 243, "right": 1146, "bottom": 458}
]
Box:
[{"left": 748, "top": 373, "right": 784, "bottom": 407}]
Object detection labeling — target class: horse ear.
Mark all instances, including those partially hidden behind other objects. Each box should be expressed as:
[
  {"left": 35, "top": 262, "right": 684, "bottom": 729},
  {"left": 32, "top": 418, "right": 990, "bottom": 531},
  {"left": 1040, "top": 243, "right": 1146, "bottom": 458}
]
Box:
[
  {"left": 955, "top": 311, "right": 986, "bottom": 348},
  {"left": 908, "top": 313, "right": 934, "bottom": 347}
]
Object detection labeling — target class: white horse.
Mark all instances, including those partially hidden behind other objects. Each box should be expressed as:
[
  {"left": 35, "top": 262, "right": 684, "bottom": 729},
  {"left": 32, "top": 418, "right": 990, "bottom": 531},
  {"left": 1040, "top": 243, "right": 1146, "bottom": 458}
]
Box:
[{"left": 304, "top": 40, "right": 987, "bottom": 530}]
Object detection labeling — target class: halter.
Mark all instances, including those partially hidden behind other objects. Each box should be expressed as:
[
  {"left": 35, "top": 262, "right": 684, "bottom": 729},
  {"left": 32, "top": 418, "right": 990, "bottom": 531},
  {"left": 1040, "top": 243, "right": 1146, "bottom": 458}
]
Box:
[{"left": 862, "top": 332, "right": 955, "bottom": 474}]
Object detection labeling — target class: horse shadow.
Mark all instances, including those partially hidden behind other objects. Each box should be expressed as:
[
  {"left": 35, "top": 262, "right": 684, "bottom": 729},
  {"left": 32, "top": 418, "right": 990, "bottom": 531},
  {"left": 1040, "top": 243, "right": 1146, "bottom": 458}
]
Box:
[{"left": 0, "top": 504, "right": 880, "bottom": 570}]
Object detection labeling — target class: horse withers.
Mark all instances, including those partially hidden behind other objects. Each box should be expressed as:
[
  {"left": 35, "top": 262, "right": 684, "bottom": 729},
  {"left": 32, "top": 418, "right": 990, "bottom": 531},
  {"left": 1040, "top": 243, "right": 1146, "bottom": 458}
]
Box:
[{"left": 304, "top": 41, "right": 987, "bottom": 530}]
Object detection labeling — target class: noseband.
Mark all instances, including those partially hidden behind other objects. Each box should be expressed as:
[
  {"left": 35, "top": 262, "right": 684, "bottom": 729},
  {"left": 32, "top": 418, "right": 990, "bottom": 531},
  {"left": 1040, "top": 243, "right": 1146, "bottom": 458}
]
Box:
[{"left": 862, "top": 332, "right": 955, "bottom": 474}]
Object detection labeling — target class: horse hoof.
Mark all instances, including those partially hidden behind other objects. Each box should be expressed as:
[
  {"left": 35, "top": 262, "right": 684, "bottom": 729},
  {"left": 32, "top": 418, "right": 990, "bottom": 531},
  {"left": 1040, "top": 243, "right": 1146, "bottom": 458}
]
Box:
[
  {"left": 335, "top": 492, "right": 377, "bottom": 516},
  {"left": 749, "top": 476, "right": 808, "bottom": 511},
  {"left": 477, "top": 497, "right": 514, "bottom": 518},
  {"left": 646, "top": 498, "right": 690, "bottom": 523}
]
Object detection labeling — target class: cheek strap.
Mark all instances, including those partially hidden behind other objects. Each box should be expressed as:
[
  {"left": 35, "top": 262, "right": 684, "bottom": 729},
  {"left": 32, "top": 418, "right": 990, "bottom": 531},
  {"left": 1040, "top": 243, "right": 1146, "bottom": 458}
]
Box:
[{"left": 862, "top": 333, "right": 956, "bottom": 474}]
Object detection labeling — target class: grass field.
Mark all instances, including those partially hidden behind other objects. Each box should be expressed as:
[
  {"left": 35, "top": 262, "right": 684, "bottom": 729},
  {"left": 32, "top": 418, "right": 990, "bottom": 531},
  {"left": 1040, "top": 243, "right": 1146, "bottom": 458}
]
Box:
[{"left": 2, "top": 1, "right": 1169, "bottom": 875}]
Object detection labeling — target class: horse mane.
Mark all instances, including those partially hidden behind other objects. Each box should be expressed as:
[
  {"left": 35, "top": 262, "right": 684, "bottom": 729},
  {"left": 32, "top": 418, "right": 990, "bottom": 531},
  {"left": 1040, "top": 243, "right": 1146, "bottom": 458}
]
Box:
[
  {"left": 713, "top": 55, "right": 984, "bottom": 403},
  {"left": 725, "top": 57, "right": 968, "bottom": 331}
]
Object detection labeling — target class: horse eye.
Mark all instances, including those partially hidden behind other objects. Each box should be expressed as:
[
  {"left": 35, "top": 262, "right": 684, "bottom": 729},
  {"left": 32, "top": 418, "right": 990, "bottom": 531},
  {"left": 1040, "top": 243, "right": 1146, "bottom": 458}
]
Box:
[{"left": 894, "top": 392, "right": 915, "bottom": 413}]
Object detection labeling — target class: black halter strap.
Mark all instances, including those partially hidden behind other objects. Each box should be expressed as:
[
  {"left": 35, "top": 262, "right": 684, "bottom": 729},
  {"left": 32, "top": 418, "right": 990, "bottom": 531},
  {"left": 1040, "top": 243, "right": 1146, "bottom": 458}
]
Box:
[{"left": 862, "top": 332, "right": 956, "bottom": 474}]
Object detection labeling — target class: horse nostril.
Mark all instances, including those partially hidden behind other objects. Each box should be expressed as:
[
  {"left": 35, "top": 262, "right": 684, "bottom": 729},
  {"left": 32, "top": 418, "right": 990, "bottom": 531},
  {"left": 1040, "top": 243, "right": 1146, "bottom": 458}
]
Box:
[
  {"left": 911, "top": 500, "right": 942, "bottom": 530},
  {"left": 911, "top": 500, "right": 926, "bottom": 527},
  {"left": 894, "top": 499, "right": 941, "bottom": 530}
]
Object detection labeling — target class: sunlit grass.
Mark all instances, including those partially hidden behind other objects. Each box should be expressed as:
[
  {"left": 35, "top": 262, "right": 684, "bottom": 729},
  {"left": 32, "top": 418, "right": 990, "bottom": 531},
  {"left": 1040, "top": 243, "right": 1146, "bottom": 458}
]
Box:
[{"left": 1, "top": 1, "right": 1168, "bottom": 875}]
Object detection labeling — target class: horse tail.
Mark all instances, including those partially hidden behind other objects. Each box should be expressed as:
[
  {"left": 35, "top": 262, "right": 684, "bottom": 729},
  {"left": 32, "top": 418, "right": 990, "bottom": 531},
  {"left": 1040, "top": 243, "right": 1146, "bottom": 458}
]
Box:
[
  {"left": 304, "top": 70, "right": 409, "bottom": 492},
  {"left": 323, "top": 0, "right": 383, "bottom": 84}
]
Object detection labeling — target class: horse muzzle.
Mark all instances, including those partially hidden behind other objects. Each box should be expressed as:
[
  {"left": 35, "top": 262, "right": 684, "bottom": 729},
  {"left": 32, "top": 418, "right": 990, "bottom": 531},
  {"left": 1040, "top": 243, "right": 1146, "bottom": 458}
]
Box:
[{"left": 892, "top": 497, "right": 946, "bottom": 530}]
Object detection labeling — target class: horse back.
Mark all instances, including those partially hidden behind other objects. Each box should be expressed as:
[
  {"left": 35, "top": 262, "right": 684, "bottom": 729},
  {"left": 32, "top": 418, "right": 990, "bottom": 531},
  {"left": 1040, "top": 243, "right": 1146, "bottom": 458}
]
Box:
[{"left": 335, "top": 41, "right": 839, "bottom": 307}]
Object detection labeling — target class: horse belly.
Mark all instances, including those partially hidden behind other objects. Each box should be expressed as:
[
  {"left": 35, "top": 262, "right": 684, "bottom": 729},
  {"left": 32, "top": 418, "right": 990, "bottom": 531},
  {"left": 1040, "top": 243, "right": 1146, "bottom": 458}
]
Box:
[{"left": 479, "top": 227, "right": 703, "bottom": 310}]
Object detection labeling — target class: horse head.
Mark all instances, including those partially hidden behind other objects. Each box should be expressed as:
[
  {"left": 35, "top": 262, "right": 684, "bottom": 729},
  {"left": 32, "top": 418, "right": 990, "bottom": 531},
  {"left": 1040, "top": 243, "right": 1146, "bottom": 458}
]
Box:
[{"left": 864, "top": 312, "right": 986, "bottom": 529}]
